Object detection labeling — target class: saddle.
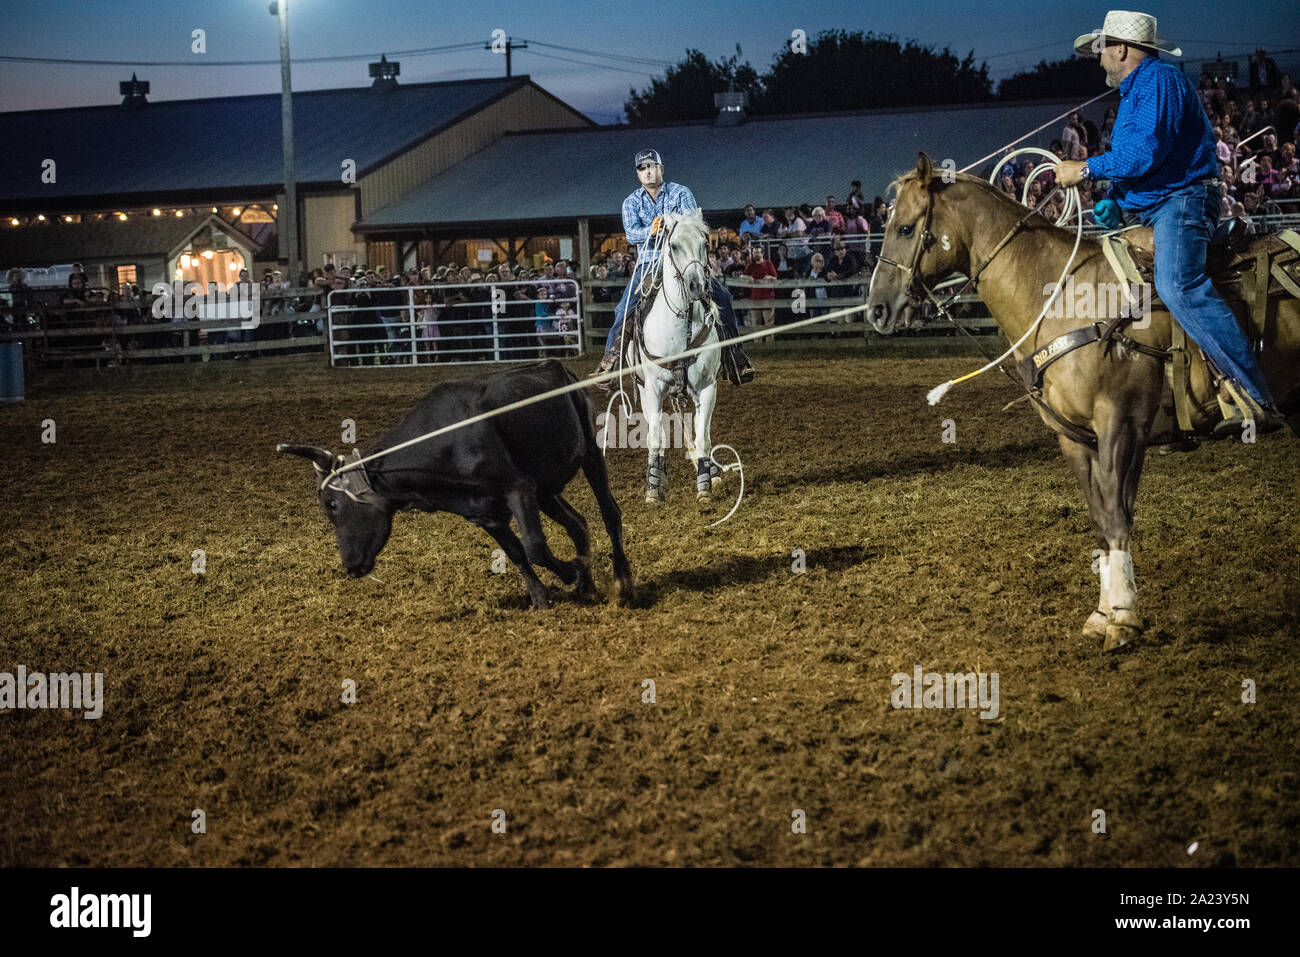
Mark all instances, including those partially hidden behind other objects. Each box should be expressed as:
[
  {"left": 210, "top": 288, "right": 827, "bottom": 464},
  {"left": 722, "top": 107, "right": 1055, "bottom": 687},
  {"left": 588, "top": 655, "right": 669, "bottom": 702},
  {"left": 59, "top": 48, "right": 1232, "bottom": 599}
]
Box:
[
  {"left": 1019, "top": 227, "right": 1300, "bottom": 444},
  {"left": 1103, "top": 227, "right": 1300, "bottom": 433}
]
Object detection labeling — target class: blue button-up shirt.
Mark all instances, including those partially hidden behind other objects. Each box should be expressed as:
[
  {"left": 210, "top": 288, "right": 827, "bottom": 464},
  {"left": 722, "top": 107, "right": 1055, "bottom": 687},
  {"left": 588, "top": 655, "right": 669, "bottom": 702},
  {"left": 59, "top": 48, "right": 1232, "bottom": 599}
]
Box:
[
  {"left": 622, "top": 181, "right": 698, "bottom": 264},
  {"left": 1087, "top": 56, "right": 1218, "bottom": 211}
]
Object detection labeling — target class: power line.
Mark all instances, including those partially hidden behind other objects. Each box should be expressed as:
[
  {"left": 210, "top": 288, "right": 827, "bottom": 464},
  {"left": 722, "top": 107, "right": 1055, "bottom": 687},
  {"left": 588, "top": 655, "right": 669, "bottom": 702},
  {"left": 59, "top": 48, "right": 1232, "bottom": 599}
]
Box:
[
  {"left": 0, "top": 41, "right": 482, "bottom": 68},
  {"left": 525, "top": 49, "right": 659, "bottom": 77},
  {"left": 518, "top": 39, "right": 673, "bottom": 68}
]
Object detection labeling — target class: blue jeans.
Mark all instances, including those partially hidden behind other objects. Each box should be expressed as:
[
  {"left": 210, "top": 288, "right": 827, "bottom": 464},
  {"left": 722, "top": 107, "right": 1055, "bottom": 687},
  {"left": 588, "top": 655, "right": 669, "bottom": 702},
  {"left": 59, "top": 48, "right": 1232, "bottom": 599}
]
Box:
[
  {"left": 605, "top": 263, "right": 740, "bottom": 352},
  {"left": 1139, "top": 183, "right": 1274, "bottom": 407}
]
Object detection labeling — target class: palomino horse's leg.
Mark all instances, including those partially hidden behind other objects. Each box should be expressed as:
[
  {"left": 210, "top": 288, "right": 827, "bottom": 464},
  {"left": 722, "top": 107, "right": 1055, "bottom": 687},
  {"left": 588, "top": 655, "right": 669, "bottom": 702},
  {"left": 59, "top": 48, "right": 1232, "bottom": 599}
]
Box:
[
  {"left": 643, "top": 376, "right": 668, "bottom": 504},
  {"left": 1059, "top": 437, "right": 1111, "bottom": 641},
  {"left": 1092, "top": 409, "right": 1152, "bottom": 650},
  {"left": 692, "top": 371, "right": 719, "bottom": 504},
  {"left": 1055, "top": 436, "right": 1107, "bottom": 639}
]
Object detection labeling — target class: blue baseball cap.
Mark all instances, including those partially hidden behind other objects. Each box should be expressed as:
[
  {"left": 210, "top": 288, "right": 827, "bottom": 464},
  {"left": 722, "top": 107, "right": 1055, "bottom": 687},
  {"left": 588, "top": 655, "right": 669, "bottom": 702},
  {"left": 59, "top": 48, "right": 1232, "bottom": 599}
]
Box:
[{"left": 634, "top": 149, "right": 662, "bottom": 169}]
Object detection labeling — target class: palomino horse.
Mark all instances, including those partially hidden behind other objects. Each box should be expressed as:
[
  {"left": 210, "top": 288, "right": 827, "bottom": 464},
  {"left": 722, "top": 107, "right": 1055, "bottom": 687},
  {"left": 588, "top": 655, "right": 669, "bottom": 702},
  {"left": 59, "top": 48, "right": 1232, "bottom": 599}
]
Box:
[
  {"left": 617, "top": 208, "right": 725, "bottom": 504},
  {"left": 867, "top": 153, "right": 1299, "bottom": 650}
]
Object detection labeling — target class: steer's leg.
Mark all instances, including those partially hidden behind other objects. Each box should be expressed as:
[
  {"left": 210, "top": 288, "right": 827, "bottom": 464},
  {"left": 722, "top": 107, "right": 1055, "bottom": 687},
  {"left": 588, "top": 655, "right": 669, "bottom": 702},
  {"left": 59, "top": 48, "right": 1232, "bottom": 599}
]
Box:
[
  {"left": 481, "top": 522, "right": 549, "bottom": 610},
  {"left": 581, "top": 444, "right": 635, "bottom": 604},
  {"left": 538, "top": 492, "right": 596, "bottom": 599},
  {"left": 505, "top": 482, "right": 581, "bottom": 588}
]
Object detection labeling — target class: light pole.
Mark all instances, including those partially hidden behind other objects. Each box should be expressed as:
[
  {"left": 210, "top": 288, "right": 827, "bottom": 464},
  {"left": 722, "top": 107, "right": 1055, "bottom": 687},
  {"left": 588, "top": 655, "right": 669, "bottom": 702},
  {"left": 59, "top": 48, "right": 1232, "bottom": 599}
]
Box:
[{"left": 270, "top": 1, "right": 299, "bottom": 287}]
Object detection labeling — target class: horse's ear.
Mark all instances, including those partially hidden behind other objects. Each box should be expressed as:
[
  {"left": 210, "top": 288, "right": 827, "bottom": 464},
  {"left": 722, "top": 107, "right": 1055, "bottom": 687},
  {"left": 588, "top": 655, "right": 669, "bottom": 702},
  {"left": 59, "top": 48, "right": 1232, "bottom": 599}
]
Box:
[{"left": 916, "top": 152, "right": 934, "bottom": 186}]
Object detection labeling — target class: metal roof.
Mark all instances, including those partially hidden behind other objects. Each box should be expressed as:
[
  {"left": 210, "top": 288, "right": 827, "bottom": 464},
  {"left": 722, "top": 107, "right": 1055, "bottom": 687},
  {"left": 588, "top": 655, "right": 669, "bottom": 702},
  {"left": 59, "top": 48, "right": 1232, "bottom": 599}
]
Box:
[
  {"left": 0, "top": 214, "right": 258, "bottom": 268},
  {"left": 0, "top": 77, "right": 577, "bottom": 203},
  {"left": 358, "top": 97, "right": 1114, "bottom": 230}
]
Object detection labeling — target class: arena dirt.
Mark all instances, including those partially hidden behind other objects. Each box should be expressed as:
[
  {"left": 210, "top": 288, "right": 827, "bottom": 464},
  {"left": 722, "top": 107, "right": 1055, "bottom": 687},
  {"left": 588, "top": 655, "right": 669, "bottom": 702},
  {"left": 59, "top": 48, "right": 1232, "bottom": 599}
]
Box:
[{"left": 1, "top": 353, "right": 1296, "bottom": 866}]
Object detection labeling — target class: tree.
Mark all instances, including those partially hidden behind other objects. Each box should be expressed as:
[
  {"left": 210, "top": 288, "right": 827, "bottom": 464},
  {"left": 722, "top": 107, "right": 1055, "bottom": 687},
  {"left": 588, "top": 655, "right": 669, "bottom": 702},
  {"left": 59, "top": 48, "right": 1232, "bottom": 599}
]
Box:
[
  {"left": 624, "top": 47, "right": 760, "bottom": 125},
  {"left": 753, "top": 30, "right": 991, "bottom": 114},
  {"left": 997, "top": 57, "right": 1108, "bottom": 100}
]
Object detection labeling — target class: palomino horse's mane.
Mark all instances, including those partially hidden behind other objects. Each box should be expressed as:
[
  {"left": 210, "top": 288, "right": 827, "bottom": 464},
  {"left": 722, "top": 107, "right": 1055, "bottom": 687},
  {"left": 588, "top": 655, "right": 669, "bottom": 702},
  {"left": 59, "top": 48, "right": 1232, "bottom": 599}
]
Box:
[{"left": 887, "top": 168, "right": 1076, "bottom": 238}]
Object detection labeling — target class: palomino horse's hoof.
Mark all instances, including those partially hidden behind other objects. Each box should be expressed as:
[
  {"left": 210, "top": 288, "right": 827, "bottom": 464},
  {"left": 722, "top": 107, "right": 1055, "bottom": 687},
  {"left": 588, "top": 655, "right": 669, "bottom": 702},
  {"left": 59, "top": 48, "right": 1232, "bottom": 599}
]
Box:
[
  {"left": 1103, "top": 623, "right": 1141, "bottom": 651},
  {"left": 1082, "top": 610, "right": 1108, "bottom": 641},
  {"left": 1102, "top": 609, "right": 1143, "bottom": 651}
]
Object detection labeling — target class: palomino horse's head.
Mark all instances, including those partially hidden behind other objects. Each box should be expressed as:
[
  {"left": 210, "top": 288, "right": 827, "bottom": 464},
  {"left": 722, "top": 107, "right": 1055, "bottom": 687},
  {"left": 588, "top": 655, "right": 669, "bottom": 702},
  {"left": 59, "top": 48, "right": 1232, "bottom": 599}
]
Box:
[
  {"left": 660, "top": 208, "right": 711, "bottom": 303},
  {"left": 868, "top": 153, "right": 972, "bottom": 334}
]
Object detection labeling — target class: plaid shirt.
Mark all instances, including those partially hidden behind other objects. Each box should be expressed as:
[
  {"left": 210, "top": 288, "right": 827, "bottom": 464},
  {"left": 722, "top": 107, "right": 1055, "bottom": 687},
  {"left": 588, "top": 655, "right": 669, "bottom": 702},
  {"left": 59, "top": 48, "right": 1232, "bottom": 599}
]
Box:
[
  {"left": 622, "top": 181, "right": 698, "bottom": 264},
  {"left": 1087, "top": 56, "right": 1218, "bottom": 211}
]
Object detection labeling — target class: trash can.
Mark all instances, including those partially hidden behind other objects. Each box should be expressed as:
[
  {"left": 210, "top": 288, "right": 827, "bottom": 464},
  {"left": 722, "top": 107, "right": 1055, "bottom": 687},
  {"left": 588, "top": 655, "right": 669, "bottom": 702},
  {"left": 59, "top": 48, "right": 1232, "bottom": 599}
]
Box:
[{"left": 0, "top": 341, "right": 24, "bottom": 402}]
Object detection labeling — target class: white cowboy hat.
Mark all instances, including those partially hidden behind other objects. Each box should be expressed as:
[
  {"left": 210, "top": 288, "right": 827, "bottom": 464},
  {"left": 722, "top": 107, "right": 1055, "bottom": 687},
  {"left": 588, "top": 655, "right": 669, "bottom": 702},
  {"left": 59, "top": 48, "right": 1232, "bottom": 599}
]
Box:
[{"left": 1074, "top": 10, "right": 1181, "bottom": 57}]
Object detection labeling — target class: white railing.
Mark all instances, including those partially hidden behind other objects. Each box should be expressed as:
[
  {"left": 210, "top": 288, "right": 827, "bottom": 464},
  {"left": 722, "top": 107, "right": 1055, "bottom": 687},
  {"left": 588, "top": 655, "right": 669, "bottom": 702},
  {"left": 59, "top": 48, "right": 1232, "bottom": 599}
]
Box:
[{"left": 326, "top": 279, "right": 582, "bottom": 367}]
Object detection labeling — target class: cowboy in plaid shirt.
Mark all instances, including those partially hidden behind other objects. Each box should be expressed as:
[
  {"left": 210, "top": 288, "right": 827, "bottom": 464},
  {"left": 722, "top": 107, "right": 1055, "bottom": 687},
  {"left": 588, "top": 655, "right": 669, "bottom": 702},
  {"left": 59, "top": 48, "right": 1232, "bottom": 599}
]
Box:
[{"left": 592, "top": 148, "right": 754, "bottom": 388}]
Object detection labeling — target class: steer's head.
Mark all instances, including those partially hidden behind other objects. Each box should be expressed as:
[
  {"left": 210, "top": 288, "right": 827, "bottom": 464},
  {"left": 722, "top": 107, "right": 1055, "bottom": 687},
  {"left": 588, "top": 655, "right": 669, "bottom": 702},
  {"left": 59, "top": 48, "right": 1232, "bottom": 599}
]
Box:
[{"left": 277, "top": 444, "right": 393, "bottom": 577}]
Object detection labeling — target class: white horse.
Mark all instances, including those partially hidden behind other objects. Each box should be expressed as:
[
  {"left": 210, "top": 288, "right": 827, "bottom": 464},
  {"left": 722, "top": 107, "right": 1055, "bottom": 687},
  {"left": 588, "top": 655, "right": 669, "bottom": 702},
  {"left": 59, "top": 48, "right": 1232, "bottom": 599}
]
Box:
[{"left": 617, "top": 208, "right": 725, "bottom": 504}]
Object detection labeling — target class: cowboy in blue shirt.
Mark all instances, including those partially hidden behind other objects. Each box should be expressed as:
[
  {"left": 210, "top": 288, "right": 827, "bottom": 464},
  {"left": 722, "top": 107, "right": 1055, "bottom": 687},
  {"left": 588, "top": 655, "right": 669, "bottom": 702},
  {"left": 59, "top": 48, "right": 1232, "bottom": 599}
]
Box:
[
  {"left": 1057, "top": 10, "right": 1284, "bottom": 436},
  {"left": 592, "top": 149, "right": 754, "bottom": 388}
]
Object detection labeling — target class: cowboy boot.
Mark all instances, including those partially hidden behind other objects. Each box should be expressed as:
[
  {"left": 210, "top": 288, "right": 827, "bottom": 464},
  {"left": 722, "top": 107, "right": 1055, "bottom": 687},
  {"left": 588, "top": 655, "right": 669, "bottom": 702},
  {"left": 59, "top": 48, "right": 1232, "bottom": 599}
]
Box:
[
  {"left": 590, "top": 348, "right": 619, "bottom": 392},
  {"left": 722, "top": 343, "right": 755, "bottom": 385},
  {"left": 1212, "top": 381, "right": 1286, "bottom": 439},
  {"left": 1211, "top": 387, "right": 1284, "bottom": 439}
]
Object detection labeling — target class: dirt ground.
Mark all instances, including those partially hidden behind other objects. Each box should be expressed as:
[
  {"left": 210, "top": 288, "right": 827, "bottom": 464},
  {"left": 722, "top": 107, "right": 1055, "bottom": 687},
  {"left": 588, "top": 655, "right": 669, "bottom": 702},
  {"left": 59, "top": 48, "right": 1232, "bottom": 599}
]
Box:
[{"left": 1, "top": 351, "right": 1296, "bottom": 867}]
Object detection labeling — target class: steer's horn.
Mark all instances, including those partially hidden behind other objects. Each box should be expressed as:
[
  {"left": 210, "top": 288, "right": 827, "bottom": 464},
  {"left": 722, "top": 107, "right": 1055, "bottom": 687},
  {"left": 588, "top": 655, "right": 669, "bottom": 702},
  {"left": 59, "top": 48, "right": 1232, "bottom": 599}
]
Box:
[{"left": 276, "top": 443, "right": 336, "bottom": 476}]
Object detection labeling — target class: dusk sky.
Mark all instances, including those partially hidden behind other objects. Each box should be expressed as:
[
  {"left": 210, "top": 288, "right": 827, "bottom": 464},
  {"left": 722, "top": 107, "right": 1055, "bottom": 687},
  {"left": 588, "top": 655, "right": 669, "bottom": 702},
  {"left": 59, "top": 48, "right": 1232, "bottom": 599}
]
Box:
[{"left": 3, "top": 0, "right": 1297, "bottom": 122}]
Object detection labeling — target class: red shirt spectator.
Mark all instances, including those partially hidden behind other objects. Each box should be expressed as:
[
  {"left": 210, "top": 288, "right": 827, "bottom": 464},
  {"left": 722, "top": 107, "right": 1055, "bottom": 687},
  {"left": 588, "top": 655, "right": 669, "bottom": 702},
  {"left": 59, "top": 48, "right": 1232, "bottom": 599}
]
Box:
[{"left": 744, "top": 249, "right": 778, "bottom": 299}]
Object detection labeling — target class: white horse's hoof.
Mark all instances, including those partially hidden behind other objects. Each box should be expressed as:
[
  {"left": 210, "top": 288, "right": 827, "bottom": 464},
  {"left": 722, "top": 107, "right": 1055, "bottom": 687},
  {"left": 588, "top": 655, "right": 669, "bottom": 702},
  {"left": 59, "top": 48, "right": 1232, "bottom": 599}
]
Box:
[
  {"left": 696, "top": 491, "right": 713, "bottom": 507},
  {"left": 711, "top": 474, "right": 724, "bottom": 491},
  {"left": 645, "top": 489, "right": 664, "bottom": 505}
]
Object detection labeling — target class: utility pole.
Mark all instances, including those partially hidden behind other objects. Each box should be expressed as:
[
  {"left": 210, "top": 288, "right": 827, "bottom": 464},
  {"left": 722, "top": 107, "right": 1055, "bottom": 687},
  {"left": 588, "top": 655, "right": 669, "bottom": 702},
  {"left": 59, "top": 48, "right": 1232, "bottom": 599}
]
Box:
[
  {"left": 484, "top": 36, "right": 528, "bottom": 77},
  {"left": 271, "top": 1, "right": 299, "bottom": 287}
]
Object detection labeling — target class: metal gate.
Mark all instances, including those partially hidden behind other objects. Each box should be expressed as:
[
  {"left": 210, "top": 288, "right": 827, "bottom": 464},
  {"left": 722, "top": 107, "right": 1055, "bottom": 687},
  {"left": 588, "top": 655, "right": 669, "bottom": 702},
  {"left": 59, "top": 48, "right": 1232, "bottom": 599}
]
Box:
[{"left": 327, "top": 279, "right": 582, "bottom": 367}]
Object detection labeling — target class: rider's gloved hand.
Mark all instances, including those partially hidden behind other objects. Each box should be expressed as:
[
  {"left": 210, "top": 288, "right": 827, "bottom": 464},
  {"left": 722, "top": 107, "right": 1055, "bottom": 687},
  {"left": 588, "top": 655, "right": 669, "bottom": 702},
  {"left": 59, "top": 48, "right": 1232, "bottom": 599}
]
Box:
[
  {"left": 651, "top": 216, "right": 664, "bottom": 236},
  {"left": 1093, "top": 199, "right": 1122, "bottom": 230}
]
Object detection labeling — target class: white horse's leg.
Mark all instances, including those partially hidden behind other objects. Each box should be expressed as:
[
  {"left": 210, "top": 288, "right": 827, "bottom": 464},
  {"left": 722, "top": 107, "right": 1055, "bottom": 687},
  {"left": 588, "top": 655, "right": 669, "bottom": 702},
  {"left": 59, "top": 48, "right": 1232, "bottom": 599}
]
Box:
[
  {"left": 692, "top": 360, "right": 718, "bottom": 503},
  {"left": 643, "top": 375, "right": 668, "bottom": 504}
]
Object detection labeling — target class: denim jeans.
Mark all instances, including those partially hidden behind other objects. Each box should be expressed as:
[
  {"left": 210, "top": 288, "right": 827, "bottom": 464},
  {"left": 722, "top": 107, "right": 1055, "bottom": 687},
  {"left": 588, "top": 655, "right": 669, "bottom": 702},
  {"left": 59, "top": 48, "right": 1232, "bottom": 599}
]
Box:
[
  {"left": 605, "top": 262, "right": 740, "bottom": 352},
  {"left": 1139, "top": 183, "right": 1274, "bottom": 407}
]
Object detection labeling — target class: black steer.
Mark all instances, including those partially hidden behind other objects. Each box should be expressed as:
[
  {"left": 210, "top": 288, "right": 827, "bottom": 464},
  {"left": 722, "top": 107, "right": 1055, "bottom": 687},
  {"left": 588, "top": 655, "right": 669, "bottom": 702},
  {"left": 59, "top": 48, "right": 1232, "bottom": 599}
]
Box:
[{"left": 278, "top": 360, "right": 633, "bottom": 608}]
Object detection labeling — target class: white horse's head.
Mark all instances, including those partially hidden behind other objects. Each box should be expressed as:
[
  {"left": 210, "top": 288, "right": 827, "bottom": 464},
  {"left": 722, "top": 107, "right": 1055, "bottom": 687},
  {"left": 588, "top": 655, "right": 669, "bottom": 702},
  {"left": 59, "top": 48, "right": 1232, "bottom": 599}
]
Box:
[{"left": 661, "top": 208, "right": 711, "bottom": 302}]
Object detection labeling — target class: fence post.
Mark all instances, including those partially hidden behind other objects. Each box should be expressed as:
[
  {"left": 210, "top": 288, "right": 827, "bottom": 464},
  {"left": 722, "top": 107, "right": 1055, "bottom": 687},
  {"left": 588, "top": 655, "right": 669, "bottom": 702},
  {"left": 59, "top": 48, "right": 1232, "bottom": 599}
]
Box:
[
  {"left": 407, "top": 286, "right": 417, "bottom": 365},
  {"left": 491, "top": 283, "right": 501, "bottom": 362}
]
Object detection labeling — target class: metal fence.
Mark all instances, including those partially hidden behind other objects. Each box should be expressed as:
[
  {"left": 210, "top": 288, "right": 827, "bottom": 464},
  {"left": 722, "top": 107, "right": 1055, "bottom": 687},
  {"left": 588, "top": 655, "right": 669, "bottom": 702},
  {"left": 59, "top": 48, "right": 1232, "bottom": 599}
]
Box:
[
  {"left": 326, "top": 279, "right": 582, "bottom": 367},
  {"left": 0, "top": 287, "right": 326, "bottom": 370}
]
